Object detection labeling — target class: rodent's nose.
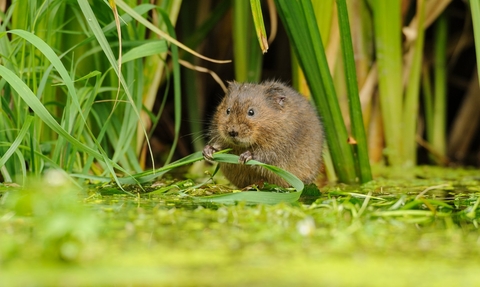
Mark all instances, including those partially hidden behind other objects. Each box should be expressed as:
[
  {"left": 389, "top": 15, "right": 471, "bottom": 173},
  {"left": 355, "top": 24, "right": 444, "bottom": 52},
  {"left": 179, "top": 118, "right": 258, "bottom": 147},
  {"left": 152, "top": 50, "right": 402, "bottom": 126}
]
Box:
[{"left": 228, "top": 130, "right": 238, "bottom": 138}]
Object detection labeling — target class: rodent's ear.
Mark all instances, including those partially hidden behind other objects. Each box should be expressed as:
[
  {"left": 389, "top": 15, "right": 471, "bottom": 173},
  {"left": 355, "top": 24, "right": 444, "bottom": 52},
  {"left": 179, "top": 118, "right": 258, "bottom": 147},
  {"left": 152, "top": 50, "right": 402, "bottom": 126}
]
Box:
[
  {"left": 265, "top": 85, "right": 286, "bottom": 107},
  {"left": 226, "top": 81, "right": 240, "bottom": 95}
]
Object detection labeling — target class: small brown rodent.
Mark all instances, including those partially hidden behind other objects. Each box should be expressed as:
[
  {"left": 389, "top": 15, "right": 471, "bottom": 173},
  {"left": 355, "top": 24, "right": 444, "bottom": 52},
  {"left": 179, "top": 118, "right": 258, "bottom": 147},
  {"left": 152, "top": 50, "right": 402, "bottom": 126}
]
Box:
[{"left": 203, "top": 81, "right": 324, "bottom": 188}]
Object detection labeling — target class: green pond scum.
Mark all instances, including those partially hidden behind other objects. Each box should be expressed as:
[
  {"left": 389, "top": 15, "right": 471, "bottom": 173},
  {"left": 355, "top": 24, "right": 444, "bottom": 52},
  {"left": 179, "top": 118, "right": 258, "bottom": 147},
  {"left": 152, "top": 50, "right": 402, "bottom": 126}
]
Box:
[{"left": 1, "top": 167, "right": 480, "bottom": 286}]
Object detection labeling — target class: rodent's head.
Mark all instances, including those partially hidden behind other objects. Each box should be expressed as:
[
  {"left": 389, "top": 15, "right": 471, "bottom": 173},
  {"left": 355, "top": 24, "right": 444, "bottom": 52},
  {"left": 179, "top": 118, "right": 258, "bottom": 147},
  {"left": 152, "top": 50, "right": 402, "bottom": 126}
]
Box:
[{"left": 212, "top": 81, "right": 290, "bottom": 148}]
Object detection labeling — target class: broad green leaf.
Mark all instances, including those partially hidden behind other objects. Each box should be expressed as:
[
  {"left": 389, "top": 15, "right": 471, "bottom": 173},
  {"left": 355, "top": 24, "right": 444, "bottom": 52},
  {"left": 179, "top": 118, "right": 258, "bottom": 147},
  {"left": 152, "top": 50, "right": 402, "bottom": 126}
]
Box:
[{"left": 211, "top": 153, "right": 304, "bottom": 193}]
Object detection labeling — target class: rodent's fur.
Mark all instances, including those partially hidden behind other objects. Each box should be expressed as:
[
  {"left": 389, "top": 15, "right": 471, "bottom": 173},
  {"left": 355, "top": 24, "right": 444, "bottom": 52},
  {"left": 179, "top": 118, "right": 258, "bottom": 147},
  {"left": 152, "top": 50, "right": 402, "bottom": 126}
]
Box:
[{"left": 203, "top": 81, "right": 324, "bottom": 188}]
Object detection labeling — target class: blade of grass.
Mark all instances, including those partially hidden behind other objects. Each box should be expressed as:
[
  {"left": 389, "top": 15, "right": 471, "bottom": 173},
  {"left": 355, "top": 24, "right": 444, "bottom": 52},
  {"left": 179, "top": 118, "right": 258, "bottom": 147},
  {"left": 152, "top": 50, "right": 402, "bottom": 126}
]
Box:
[
  {"left": 336, "top": 0, "right": 372, "bottom": 183},
  {"left": 470, "top": 0, "right": 480, "bottom": 85},
  {"left": 0, "top": 149, "right": 26, "bottom": 184},
  {"left": 250, "top": 0, "right": 268, "bottom": 53},
  {"left": 0, "top": 116, "right": 34, "bottom": 168},
  {"left": 211, "top": 153, "right": 304, "bottom": 192},
  {"left": 121, "top": 40, "right": 168, "bottom": 63}
]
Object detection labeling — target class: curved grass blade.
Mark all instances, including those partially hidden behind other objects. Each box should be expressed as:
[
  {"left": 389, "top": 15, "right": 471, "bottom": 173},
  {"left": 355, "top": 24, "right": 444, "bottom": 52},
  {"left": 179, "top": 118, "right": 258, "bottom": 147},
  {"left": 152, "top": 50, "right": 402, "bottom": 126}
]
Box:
[
  {"left": 0, "top": 149, "right": 26, "bottom": 184},
  {"left": 121, "top": 40, "right": 168, "bottom": 64},
  {"left": 211, "top": 153, "right": 304, "bottom": 192},
  {"left": 0, "top": 115, "right": 33, "bottom": 168},
  {"left": 73, "top": 150, "right": 305, "bottom": 206},
  {"left": 72, "top": 151, "right": 207, "bottom": 184},
  {"left": 250, "top": 0, "right": 269, "bottom": 53}
]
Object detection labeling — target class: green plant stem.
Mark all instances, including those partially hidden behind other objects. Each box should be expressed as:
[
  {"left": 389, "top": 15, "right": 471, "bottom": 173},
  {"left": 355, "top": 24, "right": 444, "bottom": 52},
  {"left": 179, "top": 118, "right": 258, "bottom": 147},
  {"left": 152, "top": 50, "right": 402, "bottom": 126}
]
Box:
[
  {"left": 371, "top": 0, "right": 404, "bottom": 166},
  {"left": 422, "top": 67, "right": 434, "bottom": 161},
  {"left": 403, "top": 0, "right": 426, "bottom": 166},
  {"left": 433, "top": 13, "right": 447, "bottom": 158}
]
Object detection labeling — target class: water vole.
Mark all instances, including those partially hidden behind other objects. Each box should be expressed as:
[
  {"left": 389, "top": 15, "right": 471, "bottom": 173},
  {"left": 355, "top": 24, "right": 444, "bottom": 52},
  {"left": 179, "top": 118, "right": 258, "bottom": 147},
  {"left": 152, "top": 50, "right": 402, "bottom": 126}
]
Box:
[{"left": 203, "top": 81, "right": 324, "bottom": 188}]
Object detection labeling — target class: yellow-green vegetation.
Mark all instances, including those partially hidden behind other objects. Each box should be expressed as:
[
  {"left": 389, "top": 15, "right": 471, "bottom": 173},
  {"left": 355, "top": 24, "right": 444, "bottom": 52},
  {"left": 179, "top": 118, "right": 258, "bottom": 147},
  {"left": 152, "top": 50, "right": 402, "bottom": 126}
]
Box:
[{"left": 1, "top": 166, "right": 479, "bottom": 286}]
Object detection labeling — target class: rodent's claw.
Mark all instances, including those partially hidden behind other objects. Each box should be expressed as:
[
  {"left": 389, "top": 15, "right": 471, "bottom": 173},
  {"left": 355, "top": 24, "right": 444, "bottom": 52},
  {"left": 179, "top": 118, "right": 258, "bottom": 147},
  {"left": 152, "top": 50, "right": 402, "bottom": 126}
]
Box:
[
  {"left": 238, "top": 150, "right": 253, "bottom": 164},
  {"left": 202, "top": 145, "right": 218, "bottom": 161}
]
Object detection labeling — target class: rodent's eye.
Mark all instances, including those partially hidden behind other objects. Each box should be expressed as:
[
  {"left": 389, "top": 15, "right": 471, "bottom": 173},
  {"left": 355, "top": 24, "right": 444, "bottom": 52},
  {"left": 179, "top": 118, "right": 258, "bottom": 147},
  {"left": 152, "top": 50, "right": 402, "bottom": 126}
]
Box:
[
  {"left": 226, "top": 108, "right": 231, "bottom": 115},
  {"left": 247, "top": 109, "right": 255, "bottom": 116}
]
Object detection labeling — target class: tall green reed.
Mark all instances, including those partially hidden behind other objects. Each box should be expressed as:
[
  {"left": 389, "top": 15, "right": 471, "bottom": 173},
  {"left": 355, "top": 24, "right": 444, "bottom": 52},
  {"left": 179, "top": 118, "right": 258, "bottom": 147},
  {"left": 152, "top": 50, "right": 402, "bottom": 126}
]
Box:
[
  {"left": 371, "top": 0, "right": 404, "bottom": 167},
  {"left": 233, "top": 0, "right": 263, "bottom": 82}
]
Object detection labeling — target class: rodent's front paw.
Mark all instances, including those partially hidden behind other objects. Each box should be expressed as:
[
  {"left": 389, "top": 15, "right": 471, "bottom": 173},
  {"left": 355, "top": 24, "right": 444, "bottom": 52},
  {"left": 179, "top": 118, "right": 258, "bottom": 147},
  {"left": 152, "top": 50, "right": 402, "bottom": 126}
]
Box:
[
  {"left": 203, "top": 145, "right": 218, "bottom": 161},
  {"left": 238, "top": 150, "right": 253, "bottom": 164}
]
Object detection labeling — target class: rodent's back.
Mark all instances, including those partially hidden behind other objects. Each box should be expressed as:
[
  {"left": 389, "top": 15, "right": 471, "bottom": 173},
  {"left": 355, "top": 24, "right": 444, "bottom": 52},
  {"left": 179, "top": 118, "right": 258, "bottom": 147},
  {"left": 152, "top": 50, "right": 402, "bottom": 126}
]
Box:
[{"left": 207, "top": 81, "right": 324, "bottom": 188}]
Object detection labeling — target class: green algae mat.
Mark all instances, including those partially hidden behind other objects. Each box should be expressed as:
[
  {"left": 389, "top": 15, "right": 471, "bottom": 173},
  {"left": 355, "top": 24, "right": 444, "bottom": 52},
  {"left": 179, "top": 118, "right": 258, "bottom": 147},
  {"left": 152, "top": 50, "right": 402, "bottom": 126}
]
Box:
[{"left": 1, "top": 166, "right": 480, "bottom": 286}]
